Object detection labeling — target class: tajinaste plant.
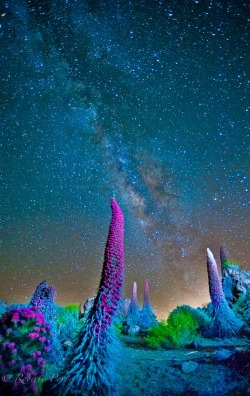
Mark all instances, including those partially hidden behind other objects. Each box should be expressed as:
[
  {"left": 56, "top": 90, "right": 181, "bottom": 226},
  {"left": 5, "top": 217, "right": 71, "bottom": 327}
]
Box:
[
  {"left": 206, "top": 248, "right": 243, "bottom": 338},
  {"left": 142, "top": 280, "right": 150, "bottom": 308},
  {"left": 140, "top": 280, "right": 158, "bottom": 330},
  {"left": 56, "top": 198, "right": 124, "bottom": 396},
  {"left": 29, "top": 280, "right": 64, "bottom": 366},
  {"left": 29, "top": 280, "right": 56, "bottom": 324},
  {"left": 125, "top": 282, "right": 141, "bottom": 328}
]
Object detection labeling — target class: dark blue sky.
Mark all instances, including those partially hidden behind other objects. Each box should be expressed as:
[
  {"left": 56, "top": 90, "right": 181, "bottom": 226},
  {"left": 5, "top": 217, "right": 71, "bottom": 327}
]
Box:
[{"left": 1, "top": 0, "right": 249, "bottom": 317}]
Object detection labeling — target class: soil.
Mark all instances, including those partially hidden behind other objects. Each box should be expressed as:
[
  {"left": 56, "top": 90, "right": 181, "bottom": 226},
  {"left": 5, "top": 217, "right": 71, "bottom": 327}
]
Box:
[{"left": 116, "top": 336, "right": 250, "bottom": 396}]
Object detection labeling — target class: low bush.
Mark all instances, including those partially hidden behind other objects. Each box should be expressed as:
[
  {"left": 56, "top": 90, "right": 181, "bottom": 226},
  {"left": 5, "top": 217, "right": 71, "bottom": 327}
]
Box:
[{"left": 146, "top": 305, "right": 209, "bottom": 349}]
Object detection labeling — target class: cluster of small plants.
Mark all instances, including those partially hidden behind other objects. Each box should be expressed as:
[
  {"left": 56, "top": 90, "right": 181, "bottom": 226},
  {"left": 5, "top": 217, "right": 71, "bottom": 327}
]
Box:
[
  {"left": 120, "top": 281, "right": 158, "bottom": 335},
  {"left": 0, "top": 280, "right": 91, "bottom": 394},
  {"left": 0, "top": 239, "right": 249, "bottom": 395},
  {"left": 0, "top": 307, "right": 52, "bottom": 395},
  {"left": 0, "top": 297, "right": 83, "bottom": 388}
]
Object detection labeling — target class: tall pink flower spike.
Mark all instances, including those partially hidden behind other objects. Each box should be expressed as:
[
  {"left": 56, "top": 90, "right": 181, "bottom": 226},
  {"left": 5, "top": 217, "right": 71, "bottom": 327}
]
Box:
[
  {"left": 143, "top": 279, "right": 150, "bottom": 308},
  {"left": 57, "top": 198, "right": 124, "bottom": 396}
]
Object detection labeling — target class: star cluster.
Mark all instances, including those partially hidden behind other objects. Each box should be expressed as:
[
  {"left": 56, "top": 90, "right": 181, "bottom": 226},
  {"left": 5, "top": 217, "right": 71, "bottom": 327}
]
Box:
[{"left": 1, "top": 0, "right": 249, "bottom": 317}]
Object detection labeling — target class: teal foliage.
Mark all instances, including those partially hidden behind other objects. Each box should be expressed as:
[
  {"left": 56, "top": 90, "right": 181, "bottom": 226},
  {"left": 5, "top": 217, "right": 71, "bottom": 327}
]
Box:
[
  {"left": 55, "top": 309, "right": 119, "bottom": 396},
  {"left": 123, "top": 304, "right": 141, "bottom": 330},
  {"left": 6, "top": 303, "right": 27, "bottom": 311},
  {"left": 0, "top": 300, "right": 6, "bottom": 317},
  {"left": 140, "top": 305, "right": 158, "bottom": 331},
  {"left": 205, "top": 298, "right": 243, "bottom": 338},
  {"left": 232, "top": 288, "right": 250, "bottom": 325},
  {"left": 55, "top": 304, "right": 82, "bottom": 347}
]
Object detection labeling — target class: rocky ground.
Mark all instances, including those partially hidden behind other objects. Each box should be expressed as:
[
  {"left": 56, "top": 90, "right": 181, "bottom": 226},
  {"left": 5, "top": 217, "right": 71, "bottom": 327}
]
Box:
[{"left": 116, "top": 336, "right": 250, "bottom": 396}]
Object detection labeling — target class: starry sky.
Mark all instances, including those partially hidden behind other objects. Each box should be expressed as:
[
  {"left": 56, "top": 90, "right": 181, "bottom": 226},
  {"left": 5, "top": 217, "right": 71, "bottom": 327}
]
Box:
[{"left": 1, "top": 0, "right": 249, "bottom": 318}]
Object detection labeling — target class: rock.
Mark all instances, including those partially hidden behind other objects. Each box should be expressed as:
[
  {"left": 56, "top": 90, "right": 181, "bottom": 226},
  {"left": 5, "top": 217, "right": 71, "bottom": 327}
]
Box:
[
  {"left": 62, "top": 340, "right": 73, "bottom": 350},
  {"left": 214, "top": 348, "right": 233, "bottom": 361},
  {"left": 181, "top": 361, "right": 198, "bottom": 373},
  {"left": 222, "top": 265, "right": 250, "bottom": 306},
  {"left": 127, "top": 325, "right": 140, "bottom": 335},
  {"left": 83, "top": 297, "right": 95, "bottom": 318}
]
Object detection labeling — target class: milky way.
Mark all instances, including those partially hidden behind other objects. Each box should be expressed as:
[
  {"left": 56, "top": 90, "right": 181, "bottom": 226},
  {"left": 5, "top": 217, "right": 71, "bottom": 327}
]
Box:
[{"left": 1, "top": 0, "right": 249, "bottom": 317}]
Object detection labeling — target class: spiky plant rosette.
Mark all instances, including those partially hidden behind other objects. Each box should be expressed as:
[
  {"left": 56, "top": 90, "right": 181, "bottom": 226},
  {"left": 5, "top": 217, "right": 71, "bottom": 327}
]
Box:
[
  {"left": 58, "top": 290, "right": 120, "bottom": 396},
  {"left": 0, "top": 307, "right": 52, "bottom": 394}
]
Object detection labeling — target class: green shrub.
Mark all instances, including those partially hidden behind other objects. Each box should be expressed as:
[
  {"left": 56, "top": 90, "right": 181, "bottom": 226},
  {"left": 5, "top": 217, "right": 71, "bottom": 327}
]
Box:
[
  {"left": 145, "top": 320, "right": 169, "bottom": 348},
  {"left": 167, "top": 308, "right": 199, "bottom": 348},
  {"left": 223, "top": 260, "right": 240, "bottom": 269},
  {"left": 170, "top": 305, "right": 210, "bottom": 330},
  {"left": 64, "top": 303, "right": 80, "bottom": 316},
  {"left": 146, "top": 305, "right": 209, "bottom": 349}
]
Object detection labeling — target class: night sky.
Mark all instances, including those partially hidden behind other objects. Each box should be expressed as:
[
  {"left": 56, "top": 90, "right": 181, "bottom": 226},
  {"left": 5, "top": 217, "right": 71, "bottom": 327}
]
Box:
[{"left": 1, "top": 0, "right": 249, "bottom": 318}]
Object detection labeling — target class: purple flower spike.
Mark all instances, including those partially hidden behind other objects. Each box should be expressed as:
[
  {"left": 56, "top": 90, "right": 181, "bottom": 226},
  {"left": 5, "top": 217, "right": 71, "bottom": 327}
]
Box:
[
  {"left": 220, "top": 246, "right": 228, "bottom": 271},
  {"left": 143, "top": 280, "right": 150, "bottom": 308},
  {"left": 131, "top": 282, "right": 138, "bottom": 308},
  {"left": 29, "top": 280, "right": 56, "bottom": 324},
  {"left": 125, "top": 282, "right": 141, "bottom": 330},
  {"left": 207, "top": 248, "right": 224, "bottom": 307}
]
